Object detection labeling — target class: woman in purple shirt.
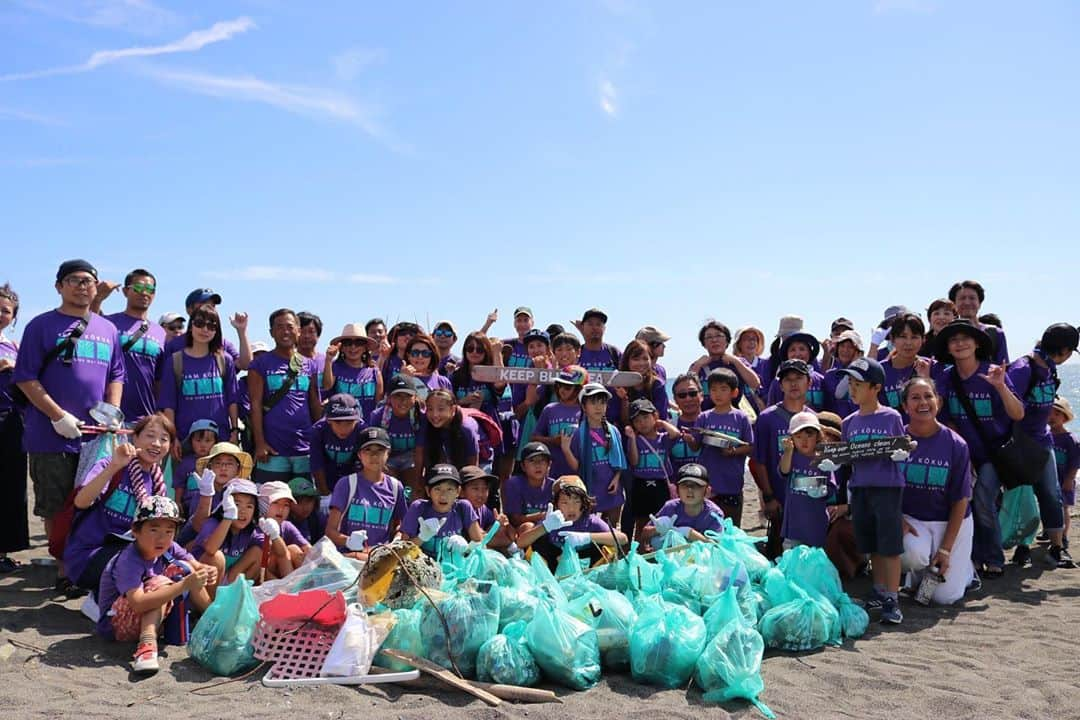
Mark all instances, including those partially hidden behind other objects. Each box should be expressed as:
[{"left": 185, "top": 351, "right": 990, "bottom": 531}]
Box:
[
  {"left": 402, "top": 333, "right": 453, "bottom": 395},
  {"left": 898, "top": 378, "right": 975, "bottom": 604},
  {"left": 379, "top": 321, "right": 420, "bottom": 387}
]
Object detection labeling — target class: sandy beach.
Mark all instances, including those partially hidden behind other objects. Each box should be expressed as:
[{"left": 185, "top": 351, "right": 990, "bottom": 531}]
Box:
[{"left": 3, "top": 484, "right": 1078, "bottom": 720}]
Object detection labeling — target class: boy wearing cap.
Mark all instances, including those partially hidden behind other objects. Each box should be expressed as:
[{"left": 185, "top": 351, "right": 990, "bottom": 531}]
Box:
[
  {"left": 310, "top": 393, "right": 366, "bottom": 497},
  {"left": 643, "top": 463, "right": 725, "bottom": 549},
  {"left": 531, "top": 366, "right": 585, "bottom": 478},
  {"left": 97, "top": 496, "right": 216, "bottom": 674},
  {"left": 779, "top": 412, "right": 837, "bottom": 549},
  {"left": 625, "top": 398, "right": 682, "bottom": 539},
  {"left": 400, "top": 464, "right": 484, "bottom": 558},
  {"left": 504, "top": 442, "right": 557, "bottom": 529},
  {"left": 561, "top": 383, "right": 628, "bottom": 527},
  {"left": 691, "top": 368, "right": 754, "bottom": 525},
  {"left": 370, "top": 375, "right": 423, "bottom": 492},
  {"left": 459, "top": 465, "right": 514, "bottom": 549},
  {"left": 326, "top": 427, "right": 407, "bottom": 558},
  {"left": 840, "top": 357, "right": 909, "bottom": 624},
  {"left": 15, "top": 259, "right": 125, "bottom": 596},
  {"left": 102, "top": 268, "right": 167, "bottom": 423},
  {"left": 287, "top": 477, "right": 327, "bottom": 544}
]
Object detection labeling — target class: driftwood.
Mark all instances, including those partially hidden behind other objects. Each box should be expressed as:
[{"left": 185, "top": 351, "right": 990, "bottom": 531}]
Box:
[{"left": 368, "top": 665, "right": 561, "bottom": 703}]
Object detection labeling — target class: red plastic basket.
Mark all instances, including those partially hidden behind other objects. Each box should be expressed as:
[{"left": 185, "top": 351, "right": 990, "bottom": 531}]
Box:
[{"left": 253, "top": 616, "right": 343, "bottom": 680}]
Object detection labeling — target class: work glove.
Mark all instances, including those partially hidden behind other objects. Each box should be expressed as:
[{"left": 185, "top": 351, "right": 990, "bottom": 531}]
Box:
[
  {"left": 346, "top": 530, "right": 368, "bottom": 551},
  {"left": 258, "top": 517, "right": 281, "bottom": 541},
  {"left": 541, "top": 503, "right": 572, "bottom": 534},
  {"left": 51, "top": 412, "right": 83, "bottom": 439},
  {"left": 418, "top": 517, "right": 446, "bottom": 543},
  {"left": 197, "top": 468, "right": 216, "bottom": 497}
]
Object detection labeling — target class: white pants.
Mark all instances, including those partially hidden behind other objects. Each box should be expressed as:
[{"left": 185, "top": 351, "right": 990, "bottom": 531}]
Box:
[{"left": 900, "top": 514, "right": 975, "bottom": 606}]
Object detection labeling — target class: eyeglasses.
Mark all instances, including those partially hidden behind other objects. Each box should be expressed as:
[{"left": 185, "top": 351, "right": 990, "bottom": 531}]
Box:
[
  {"left": 433, "top": 329, "right": 454, "bottom": 338},
  {"left": 62, "top": 275, "right": 95, "bottom": 289},
  {"left": 409, "top": 348, "right": 433, "bottom": 358},
  {"left": 127, "top": 283, "right": 156, "bottom": 295},
  {"left": 340, "top": 339, "right": 367, "bottom": 348},
  {"left": 675, "top": 390, "right": 700, "bottom": 399},
  {"left": 702, "top": 334, "right": 726, "bottom": 342},
  {"left": 192, "top": 317, "right": 219, "bottom": 330}
]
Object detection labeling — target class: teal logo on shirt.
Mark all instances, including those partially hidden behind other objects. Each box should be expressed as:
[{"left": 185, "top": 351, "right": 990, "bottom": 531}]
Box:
[
  {"left": 182, "top": 375, "right": 224, "bottom": 398},
  {"left": 337, "top": 379, "right": 376, "bottom": 400},
  {"left": 347, "top": 502, "right": 392, "bottom": 526},
  {"left": 266, "top": 372, "right": 310, "bottom": 393},
  {"left": 104, "top": 488, "right": 137, "bottom": 519},
  {"left": 120, "top": 334, "right": 162, "bottom": 359},
  {"left": 902, "top": 462, "right": 948, "bottom": 489}
]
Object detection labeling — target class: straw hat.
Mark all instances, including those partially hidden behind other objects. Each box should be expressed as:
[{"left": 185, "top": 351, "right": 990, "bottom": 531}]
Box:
[
  {"left": 733, "top": 326, "right": 766, "bottom": 353},
  {"left": 196, "top": 442, "right": 254, "bottom": 478},
  {"left": 331, "top": 323, "right": 378, "bottom": 350},
  {"left": 1053, "top": 396, "right": 1075, "bottom": 424}
]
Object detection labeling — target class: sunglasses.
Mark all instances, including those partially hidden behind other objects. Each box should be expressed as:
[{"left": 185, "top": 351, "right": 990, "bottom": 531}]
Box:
[
  {"left": 127, "top": 282, "right": 156, "bottom": 295},
  {"left": 340, "top": 339, "right": 367, "bottom": 348},
  {"left": 409, "top": 348, "right": 433, "bottom": 358},
  {"left": 464, "top": 344, "right": 485, "bottom": 353},
  {"left": 167, "top": 322, "right": 185, "bottom": 331},
  {"left": 675, "top": 390, "right": 700, "bottom": 399},
  {"left": 648, "top": 341, "right": 665, "bottom": 348},
  {"left": 433, "top": 329, "right": 454, "bottom": 338},
  {"left": 192, "top": 317, "right": 219, "bottom": 330}
]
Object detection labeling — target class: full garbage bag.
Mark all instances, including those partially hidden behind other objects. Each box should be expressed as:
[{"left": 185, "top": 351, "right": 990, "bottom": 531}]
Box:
[
  {"left": 476, "top": 620, "right": 541, "bottom": 687},
  {"left": 629, "top": 596, "right": 708, "bottom": 688},
  {"left": 999, "top": 485, "right": 1040, "bottom": 549},
  {"left": 189, "top": 577, "right": 259, "bottom": 676},
  {"left": 526, "top": 599, "right": 601, "bottom": 690},
  {"left": 757, "top": 586, "right": 841, "bottom": 652},
  {"left": 419, "top": 580, "right": 500, "bottom": 678}
]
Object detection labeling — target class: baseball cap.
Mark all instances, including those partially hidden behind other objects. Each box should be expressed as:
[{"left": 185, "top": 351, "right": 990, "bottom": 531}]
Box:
[
  {"left": 514, "top": 306, "right": 534, "bottom": 319},
  {"left": 185, "top": 288, "right": 222, "bottom": 308},
  {"left": 839, "top": 357, "right": 886, "bottom": 386},
  {"left": 788, "top": 411, "right": 823, "bottom": 435},
  {"left": 629, "top": 398, "right": 657, "bottom": 418},
  {"left": 521, "top": 441, "right": 552, "bottom": 461},
  {"left": 359, "top": 426, "right": 391, "bottom": 449},
  {"left": 460, "top": 465, "right": 498, "bottom": 486},
  {"left": 56, "top": 259, "right": 97, "bottom": 282},
  {"left": 134, "top": 496, "right": 182, "bottom": 525},
  {"left": 581, "top": 308, "right": 608, "bottom": 324},
  {"left": 580, "top": 382, "right": 612, "bottom": 402},
  {"left": 184, "top": 418, "right": 220, "bottom": 442},
  {"left": 831, "top": 317, "right": 855, "bottom": 334},
  {"left": 426, "top": 463, "right": 462, "bottom": 487},
  {"left": 158, "top": 312, "right": 183, "bottom": 327},
  {"left": 288, "top": 477, "right": 321, "bottom": 499},
  {"left": 433, "top": 320, "right": 457, "bottom": 337},
  {"left": 258, "top": 481, "right": 296, "bottom": 514},
  {"left": 325, "top": 393, "right": 362, "bottom": 422},
  {"left": 635, "top": 326, "right": 671, "bottom": 344},
  {"left": 777, "top": 359, "right": 811, "bottom": 379},
  {"left": 387, "top": 374, "right": 417, "bottom": 396},
  {"left": 676, "top": 463, "right": 709, "bottom": 487},
  {"left": 250, "top": 340, "right": 270, "bottom": 355},
  {"left": 523, "top": 328, "right": 550, "bottom": 346},
  {"left": 883, "top": 305, "right": 908, "bottom": 322},
  {"left": 553, "top": 365, "right": 588, "bottom": 386}
]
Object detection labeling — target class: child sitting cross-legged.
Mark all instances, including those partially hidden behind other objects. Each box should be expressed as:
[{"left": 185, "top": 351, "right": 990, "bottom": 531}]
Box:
[{"left": 641, "top": 463, "right": 725, "bottom": 550}]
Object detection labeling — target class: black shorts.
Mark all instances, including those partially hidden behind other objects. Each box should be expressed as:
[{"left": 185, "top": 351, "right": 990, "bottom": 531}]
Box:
[
  {"left": 850, "top": 486, "right": 904, "bottom": 556},
  {"left": 630, "top": 476, "right": 672, "bottom": 520}
]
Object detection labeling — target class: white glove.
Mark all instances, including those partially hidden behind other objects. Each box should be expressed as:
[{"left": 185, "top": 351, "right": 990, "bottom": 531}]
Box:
[
  {"left": 817, "top": 458, "right": 839, "bottom": 472},
  {"left": 871, "top": 327, "right": 889, "bottom": 346},
  {"left": 319, "top": 494, "right": 332, "bottom": 515},
  {"left": 346, "top": 529, "right": 368, "bottom": 551},
  {"left": 563, "top": 532, "right": 592, "bottom": 549},
  {"left": 650, "top": 513, "right": 676, "bottom": 536},
  {"left": 541, "top": 503, "right": 572, "bottom": 534},
  {"left": 418, "top": 517, "right": 446, "bottom": 543},
  {"left": 506, "top": 542, "right": 522, "bottom": 557},
  {"left": 890, "top": 449, "right": 910, "bottom": 462},
  {"left": 221, "top": 489, "right": 238, "bottom": 521},
  {"left": 197, "top": 469, "right": 216, "bottom": 497},
  {"left": 444, "top": 535, "right": 468, "bottom": 552},
  {"left": 51, "top": 412, "right": 83, "bottom": 440},
  {"left": 258, "top": 517, "right": 281, "bottom": 541}
]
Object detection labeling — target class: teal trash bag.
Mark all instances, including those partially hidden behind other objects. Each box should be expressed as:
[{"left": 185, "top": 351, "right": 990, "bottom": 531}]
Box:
[
  {"left": 526, "top": 599, "right": 601, "bottom": 690},
  {"left": 695, "top": 616, "right": 775, "bottom": 718},
  {"left": 704, "top": 584, "right": 753, "bottom": 637},
  {"left": 836, "top": 593, "right": 869, "bottom": 639},
  {"left": 452, "top": 546, "right": 514, "bottom": 585},
  {"left": 1000, "top": 485, "right": 1040, "bottom": 549},
  {"left": 567, "top": 582, "right": 638, "bottom": 670},
  {"left": 626, "top": 545, "right": 662, "bottom": 597},
  {"left": 188, "top": 577, "right": 259, "bottom": 677},
  {"left": 591, "top": 543, "right": 635, "bottom": 592},
  {"left": 419, "top": 579, "right": 501, "bottom": 678},
  {"left": 661, "top": 561, "right": 723, "bottom": 616},
  {"left": 497, "top": 579, "right": 540, "bottom": 631},
  {"left": 758, "top": 587, "right": 841, "bottom": 652},
  {"left": 709, "top": 522, "right": 771, "bottom": 582},
  {"left": 377, "top": 607, "right": 426, "bottom": 671},
  {"left": 529, "top": 551, "right": 569, "bottom": 606},
  {"left": 556, "top": 542, "right": 586, "bottom": 579},
  {"left": 629, "top": 596, "right": 709, "bottom": 688},
  {"left": 476, "top": 621, "right": 541, "bottom": 687},
  {"left": 776, "top": 546, "right": 844, "bottom": 605},
  {"left": 760, "top": 567, "right": 799, "bottom": 608}
]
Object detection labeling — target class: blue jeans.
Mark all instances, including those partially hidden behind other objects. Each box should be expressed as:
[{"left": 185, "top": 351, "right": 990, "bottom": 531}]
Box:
[
  {"left": 972, "top": 461, "right": 1005, "bottom": 568},
  {"left": 1033, "top": 446, "right": 1065, "bottom": 533}
]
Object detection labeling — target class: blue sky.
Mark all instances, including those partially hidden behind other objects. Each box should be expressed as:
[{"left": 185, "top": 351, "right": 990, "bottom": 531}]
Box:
[{"left": 2, "top": 0, "right": 1078, "bottom": 372}]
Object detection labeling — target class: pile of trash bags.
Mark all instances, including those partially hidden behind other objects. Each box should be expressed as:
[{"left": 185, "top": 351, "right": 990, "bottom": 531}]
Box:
[{"left": 189, "top": 523, "right": 869, "bottom": 716}]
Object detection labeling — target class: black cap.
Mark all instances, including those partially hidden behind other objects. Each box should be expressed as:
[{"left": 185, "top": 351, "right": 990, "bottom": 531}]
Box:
[
  {"left": 676, "top": 463, "right": 709, "bottom": 486},
  {"left": 581, "top": 308, "right": 608, "bottom": 324},
  {"left": 523, "top": 328, "right": 550, "bottom": 346},
  {"left": 387, "top": 374, "right": 417, "bottom": 395},
  {"left": 629, "top": 398, "right": 657, "bottom": 418},
  {"left": 1041, "top": 323, "right": 1080, "bottom": 354},
  {"left": 426, "top": 463, "right": 461, "bottom": 486},
  {"left": 521, "top": 441, "right": 552, "bottom": 461},
  {"left": 460, "top": 465, "right": 498, "bottom": 486},
  {"left": 777, "top": 358, "right": 811, "bottom": 379},
  {"left": 185, "top": 288, "right": 222, "bottom": 308},
  {"left": 325, "top": 393, "right": 362, "bottom": 421},
  {"left": 56, "top": 259, "right": 97, "bottom": 283},
  {"left": 359, "top": 427, "right": 391, "bottom": 449}
]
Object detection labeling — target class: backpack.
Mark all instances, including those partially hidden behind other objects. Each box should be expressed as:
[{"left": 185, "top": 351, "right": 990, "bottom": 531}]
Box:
[
  {"left": 172, "top": 350, "right": 227, "bottom": 391},
  {"left": 48, "top": 468, "right": 125, "bottom": 559},
  {"left": 459, "top": 407, "right": 504, "bottom": 463},
  {"left": 340, "top": 473, "right": 404, "bottom": 533}
]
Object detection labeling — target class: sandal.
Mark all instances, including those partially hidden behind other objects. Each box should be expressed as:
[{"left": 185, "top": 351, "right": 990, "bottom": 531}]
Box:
[
  {"left": 982, "top": 565, "right": 1005, "bottom": 579},
  {"left": 54, "top": 576, "right": 88, "bottom": 599},
  {"left": 0, "top": 557, "right": 20, "bottom": 573}
]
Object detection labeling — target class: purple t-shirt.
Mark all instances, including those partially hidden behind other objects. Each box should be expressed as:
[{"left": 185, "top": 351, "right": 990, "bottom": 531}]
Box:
[
  {"left": 401, "top": 498, "right": 477, "bottom": 556},
  {"left": 63, "top": 458, "right": 162, "bottom": 584},
  {"left": 533, "top": 402, "right": 581, "bottom": 478},
  {"left": 14, "top": 310, "right": 125, "bottom": 454},
  {"left": 294, "top": 510, "right": 327, "bottom": 544},
  {"left": 105, "top": 312, "right": 166, "bottom": 422},
  {"left": 329, "top": 472, "right": 407, "bottom": 547},
  {"left": 502, "top": 474, "right": 555, "bottom": 517},
  {"left": 899, "top": 425, "right": 973, "bottom": 522},
  {"left": 370, "top": 405, "right": 421, "bottom": 458},
  {"left": 280, "top": 519, "right": 310, "bottom": 547},
  {"left": 161, "top": 334, "right": 239, "bottom": 375},
  {"left": 157, "top": 351, "right": 238, "bottom": 441},
  {"left": 935, "top": 363, "right": 1017, "bottom": 466},
  {"left": 381, "top": 353, "right": 406, "bottom": 388},
  {"left": 419, "top": 414, "right": 480, "bottom": 465},
  {"left": 579, "top": 344, "right": 620, "bottom": 375},
  {"left": 0, "top": 336, "right": 18, "bottom": 420},
  {"left": 438, "top": 352, "right": 461, "bottom": 375},
  {"left": 191, "top": 518, "right": 266, "bottom": 569},
  {"left": 779, "top": 451, "right": 835, "bottom": 547},
  {"left": 629, "top": 432, "right": 674, "bottom": 481},
  {"left": 654, "top": 363, "right": 668, "bottom": 384},
  {"left": 309, "top": 352, "right": 326, "bottom": 401},
  {"left": 171, "top": 454, "right": 198, "bottom": 515},
  {"left": 416, "top": 372, "right": 453, "bottom": 393},
  {"left": 696, "top": 357, "right": 755, "bottom": 412},
  {"left": 570, "top": 424, "right": 625, "bottom": 512},
  {"left": 1052, "top": 430, "right": 1080, "bottom": 500},
  {"left": 549, "top": 512, "right": 610, "bottom": 548},
  {"left": 766, "top": 370, "right": 826, "bottom": 411},
  {"left": 1007, "top": 354, "right": 1056, "bottom": 447},
  {"left": 96, "top": 541, "right": 193, "bottom": 638},
  {"left": 694, "top": 408, "right": 753, "bottom": 495},
  {"left": 668, "top": 414, "right": 702, "bottom": 473},
  {"left": 502, "top": 338, "right": 531, "bottom": 408},
  {"left": 753, "top": 403, "right": 809, "bottom": 506},
  {"left": 309, "top": 418, "right": 364, "bottom": 491},
  {"left": 452, "top": 376, "right": 501, "bottom": 420},
  {"left": 878, "top": 358, "right": 936, "bottom": 420},
  {"left": 842, "top": 406, "right": 906, "bottom": 488},
  {"left": 474, "top": 504, "right": 497, "bottom": 531},
  {"left": 655, "top": 498, "right": 725, "bottom": 534},
  {"left": 249, "top": 352, "right": 318, "bottom": 455},
  {"left": 823, "top": 367, "right": 858, "bottom": 419},
  {"left": 329, "top": 361, "right": 380, "bottom": 422}
]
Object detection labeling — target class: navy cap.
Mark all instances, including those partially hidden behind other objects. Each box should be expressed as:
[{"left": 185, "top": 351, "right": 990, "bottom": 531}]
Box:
[
  {"left": 521, "top": 441, "right": 552, "bottom": 460},
  {"left": 629, "top": 398, "right": 657, "bottom": 418},
  {"left": 325, "top": 393, "right": 362, "bottom": 421},
  {"left": 387, "top": 374, "right": 417, "bottom": 395},
  {"left": 840, "top": 357, "right": 886, "bottom": 386},
  {"left": 56, "top": 259, "right": 97, "bottom": 283},
  {"left": 777, "top": 358, "right": 811, "bottom": 379},
  {"left": 523, "top": 328, "right": 550, "bottom": 346},
  {"left": 359, "top": 426, "right": 391, "bottom": 449},
  {"left": 426, "top": 463, "right": 462, "bottom": 486},
  {"left": 185, "top": 288, "right": 222, "bottom": 308}
]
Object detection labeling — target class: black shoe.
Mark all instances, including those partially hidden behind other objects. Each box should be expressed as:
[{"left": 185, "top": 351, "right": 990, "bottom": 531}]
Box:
[
  {"left": 1035, "top": 532, "right": 1051, "bottom": 546},
  {"left": 1012, "top": 545, "right": 1032, "bottom": 568},
  {"left": 1049, "top": 545, "right": 1076, "bottom": 569},
  {"left": 54, "top": 576, "right": 87, "bottom": 599}
]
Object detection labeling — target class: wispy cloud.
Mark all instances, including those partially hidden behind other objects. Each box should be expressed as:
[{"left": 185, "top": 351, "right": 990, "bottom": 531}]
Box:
[
  {"left": 0, "top": 17, "right": 255, "bottom": 82},
  {"left": 17, "top": 0, "right": 180, "bottom": 35},
  {"left": 204, "top": 266, "right": 399, "bottom": 285},
  {"left": 599, "top": 79, "right": 618, "bottom": 117},
  {"left": 333, "top": 47, "right": 386, "bottom": 82},
  {"left": 0, "top": 106, "right": 66, "bottom": 126}
]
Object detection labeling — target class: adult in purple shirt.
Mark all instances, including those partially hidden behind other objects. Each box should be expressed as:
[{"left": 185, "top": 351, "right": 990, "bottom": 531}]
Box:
[
  {"left": 451, "top": 332, "right": 506, "bottom": 422},
  {"left": 402, "top": 333, "right": 453, "bottom": 395},
  {"left": 822, "top": 329, "right": 864, "bottom": 418},
  {"left": 379, "top": 321, "right": 421, "bottom": 387},
  {"left": 732, "top": 326, "right": 768, "bottom": 392},
  {"left": 323, "top": 323, "right": 382, "bottom": 421},
  {"left": 668, "top": 374, "right": 703, "bottom": 474},
  {"left": 933, "top": 320, "right": 1025, "bottom": 576},
  {"left": 616, "top": 340, "right": 670, "bottom": 425},
  {"left": 326, "top": 427, "right": 408, "bottom": 557},
  {"left": 949, "top": 280, "right": 1009, "bottom": 365},
  {"left": 298, "top": 311, "right": 326, "bottom": 400},
  {"left": 0, "top": 283, "right": 28, "bottom": 571},
  {"left": 878, "top": 314, "right": 934, "bottom": 420},
  {"left": 765, "top": 332, "right": 825, "bottom": 411},
  {"left": 1004, "top": 324, "right": 1077, "bottom": 568},
  {"left": 15, "top": 259, "right": 125, "bottom": 594},
  {"left": 898, "top": 378, "right": 975, "bottom": 604},
  {"left": 574, "top": 309, "right": 622, "bottom": 418},
  {"left": 159, "top": 288, "right": 252, "bottom": 373},
  {"left": 158, "top": 305, "right": 240, "bottom": 449},
  {"left": 91, "top": 269, "right": 167, "bottom": 422},
  {"left": 688, "top": 321, "right": 761, "bottom": 412},
  {"left": 502, "top": 306, "right": 536, "bottom": 412},
  {"left": 247, "top": 309, "right": 322, "bottom": 484},
  {"left": 635, "top": 325, "right": 671, "bottom": 385},
  {"left": 432, "top": 320, "right": 461, "bottom": 376}
]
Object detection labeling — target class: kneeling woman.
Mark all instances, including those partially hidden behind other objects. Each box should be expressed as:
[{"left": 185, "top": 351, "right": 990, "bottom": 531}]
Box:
[
  {"left": 517, "top": 475, "right": 628, "bottom": 571},
  {"left": 898, "top": 377, "right": 975, "bottom": 604},
  {"left": 65, "top": 412, "right": 175, "bottom": 598}
]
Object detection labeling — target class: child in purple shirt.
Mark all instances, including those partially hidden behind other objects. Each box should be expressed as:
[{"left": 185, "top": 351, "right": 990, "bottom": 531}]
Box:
[
  {"left": 503, "top": 442, "right": 557, "bottom": 530},
  {"left": 779, "top": 412, "right": 837, "bottom": 549},
  {"left": 643, "top": 463, "right": 725, "bottom": 550},
  {"left": 1050, "top": 398, "right": 1078, "bottom": 545},
  {"left": 191, "top": 479, "right": 265, "bottom": 594},
  {"left": 309, "top": 393, "right": 366, "bottom": 496},
  {"left": 257, "top": 481, "right": 312, "bottom": 578},
  {"left": 562, "top": 383, "right": 627, "bottom": 528},
  {"left": 173, "top": 419, "right": 218, "bottom": 517},
  {"left": 372, "top": 375, "right": 424, "bottom": 494},
  {"left": 460, "top": 465, "right": 514, "bottom": 550},
  {"left": 690, "top": 367, "right": 754, "bottom": 525},
  {"left": 624, "top": 398, "right": 680, "bottom": 540},
  {"left": 531, "top": 366, "right": 585, "bottom": 479},
  {"left": 400, "top": 464, "right": 483, "bottom": 559}
]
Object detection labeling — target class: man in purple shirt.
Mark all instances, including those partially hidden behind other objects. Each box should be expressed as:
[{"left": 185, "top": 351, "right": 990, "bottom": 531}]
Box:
[
  {"left": 99, "top": 269, "right": 167, "bottom": 422},
  {"left": 949, "top": 280, "right": 1009, "bottom": 365},
  {"left": 432, "top": 320, "right": 461, "bottom": 375},
  {"left": 15, "top": 259, "right": 125, "bottom": 596},
  {"left": 575, "top": 308, "right": 621, "bottom": 376}
]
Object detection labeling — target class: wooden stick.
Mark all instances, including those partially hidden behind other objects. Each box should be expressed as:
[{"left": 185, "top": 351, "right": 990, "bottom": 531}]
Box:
[
  {"left": 368, "top": 667, "right": 561, "bottom": 703},
  {"left": 379, "top": 649, "right": 501, "bottom": 707}
]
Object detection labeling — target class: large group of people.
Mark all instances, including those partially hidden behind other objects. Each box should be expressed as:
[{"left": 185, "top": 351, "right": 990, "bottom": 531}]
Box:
[{"left": 0, "top": 259, "right": 1076, "bottom": 673}]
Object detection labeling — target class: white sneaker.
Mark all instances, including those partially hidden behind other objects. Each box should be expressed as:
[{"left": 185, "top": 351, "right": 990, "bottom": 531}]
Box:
[
  {"left": 80, "top": 594, "right": 100, "bottom": 623},
  {"left": 132, "top": 643, "right": 160, "bottom": 674}
]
